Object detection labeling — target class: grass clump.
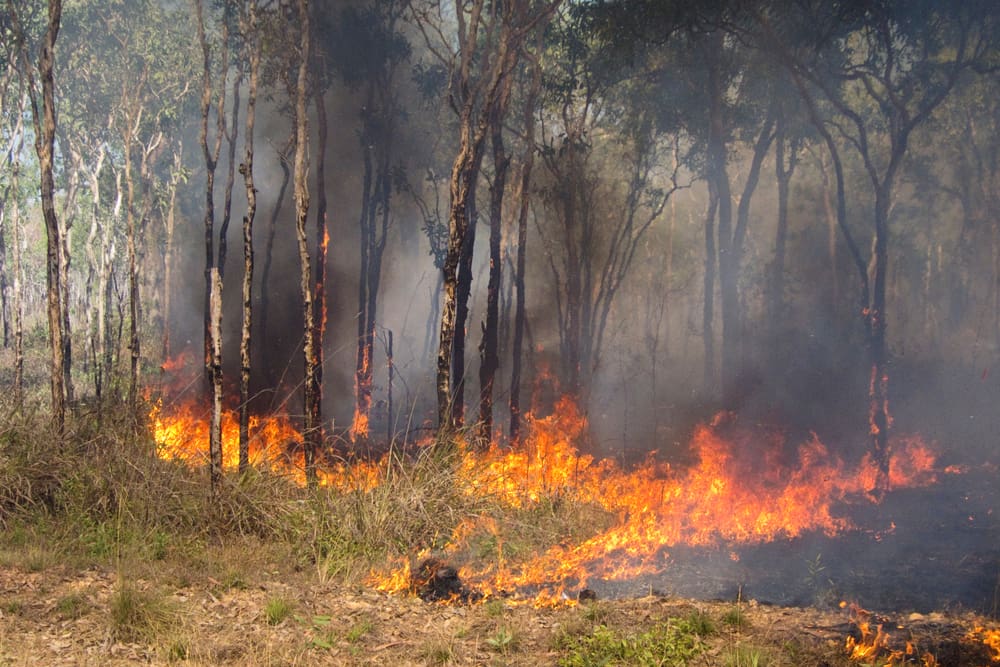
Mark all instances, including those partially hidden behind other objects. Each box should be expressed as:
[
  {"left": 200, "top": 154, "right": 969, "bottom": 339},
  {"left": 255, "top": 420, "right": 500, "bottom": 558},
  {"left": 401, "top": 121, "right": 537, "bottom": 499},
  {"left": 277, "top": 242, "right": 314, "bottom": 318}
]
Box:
[
  {"left": 55, "top": 593, "right": 88, "bottom": 620},
  {"left": 722, "top": 605, "right": 750, "bottom": 630},
  {"left": 419, "top": 638, "right": 455, "bottom": 665},
  {"left": 557, "top": 613, "right": 713, "bottom": 666},
  {"left": 109, "top": 580, "right": 176, "bottom": 643},
  {"left": 264, "top": 596, "right": 294, "bottom": 625},
  {"left": 724, "top": 644, "right": 771, "bottom": 667}
]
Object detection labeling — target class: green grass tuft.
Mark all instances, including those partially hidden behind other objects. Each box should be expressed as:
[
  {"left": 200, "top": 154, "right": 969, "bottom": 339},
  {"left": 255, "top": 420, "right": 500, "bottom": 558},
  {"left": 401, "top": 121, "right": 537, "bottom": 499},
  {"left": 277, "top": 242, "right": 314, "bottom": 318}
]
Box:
[{"left": 264, "top": 596, "right": 294, "bottom": 625}]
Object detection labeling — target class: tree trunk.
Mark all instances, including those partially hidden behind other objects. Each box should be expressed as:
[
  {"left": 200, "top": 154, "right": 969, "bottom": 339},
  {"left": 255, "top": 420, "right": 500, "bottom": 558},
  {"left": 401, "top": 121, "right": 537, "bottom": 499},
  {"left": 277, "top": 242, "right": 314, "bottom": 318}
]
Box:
[
  {"left": 0, "top": 198, "right": 7, "bottom": 350},
  {"left": 312, "top": 89, "right": 328, "bottom": 450},
  {"left": 259, "top": 132, "right": 294, "bottom": 393},
  {"left": 194, "top": 0, "right": 228, "bottom": 386},
  {"left": 353, "top": 125, "right": 374, "bottom": 443},
  {"left": 509, "top": 44, "right": 542, "bottom": 444},
  {"left": 56, "top": 143, "right": 78, "bottom": 408},
  {"left": 162, "top": 144, "right": 182, "bottom": 360},
  {"left": 867, "top": 181, "right": 893, "bottom": 495},
  {"left": 219, "top": 70, "right": 242, "bottom": 282},
  {"left": 768, "top": 119, "right": 794, "bottom": 334},
  {"left": 727, "top": 107, "right": 775, "bottom": 394},
  {"left": 478, "top": 93, "right": 512, "bottom": 444},
  {"left": 238, "top": 0, "right": 259, "bottom": 474},
  {"left": 293, "top": 0, "right": 319, "bottom": 486},
  {"left": 26, "top": 0, "right": 66, "bottom": 431},
  {"left": 452, "top": 194, "right": 478, "bottom": 427},
  {"left": 437, "top": 102, "right": 485, "bottom": 432},
  {"left": 125, "top": 130, "right": 140, "bottom": 411},
  {"left": 702, "top": 185, "right": 718, "bottom": 394},
  {"left": 209, "top": 268, "right": 224, "bottom": 493},
  {"left": 434, "top": 0, "right": 533, "bottom": 435},
  {"left": 11, "top": 159, "right": 23, "bottom": 408},
  {"left": 353, "top": 82, "right": 395, "bottom": 444}
]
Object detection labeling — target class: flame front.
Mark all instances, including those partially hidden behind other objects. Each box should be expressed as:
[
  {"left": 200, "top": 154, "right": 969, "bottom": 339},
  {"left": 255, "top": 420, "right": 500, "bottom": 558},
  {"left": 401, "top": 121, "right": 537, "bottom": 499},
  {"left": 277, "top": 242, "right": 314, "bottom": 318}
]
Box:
[
  {"left": 418, "top": 399, "right": 939, "bottom": 600},
  {"left": 151, "top": 392, "right": 941, "bottom": 603}
]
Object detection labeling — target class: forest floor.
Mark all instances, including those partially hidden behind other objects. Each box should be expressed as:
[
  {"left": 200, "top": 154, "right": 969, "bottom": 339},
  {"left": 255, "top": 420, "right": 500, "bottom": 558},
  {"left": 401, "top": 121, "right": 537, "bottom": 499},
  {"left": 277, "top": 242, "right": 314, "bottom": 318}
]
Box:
[{"left": 0, "top": 541, "right": 997, "bottom": 667}]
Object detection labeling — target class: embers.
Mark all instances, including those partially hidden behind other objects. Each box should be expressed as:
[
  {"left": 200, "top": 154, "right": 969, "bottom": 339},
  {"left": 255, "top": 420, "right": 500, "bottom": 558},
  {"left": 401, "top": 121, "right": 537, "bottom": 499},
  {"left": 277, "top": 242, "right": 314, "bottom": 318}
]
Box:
[{"left": 412, "top": 558, "right": 481, "bottom": 603}]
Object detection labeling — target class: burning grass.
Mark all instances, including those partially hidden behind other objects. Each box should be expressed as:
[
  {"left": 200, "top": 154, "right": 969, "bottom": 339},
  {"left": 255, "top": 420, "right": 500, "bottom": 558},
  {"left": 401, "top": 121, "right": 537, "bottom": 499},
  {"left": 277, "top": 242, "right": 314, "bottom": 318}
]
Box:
[{"left": 147, "top": 391, "right": 949, "bottom": 605}]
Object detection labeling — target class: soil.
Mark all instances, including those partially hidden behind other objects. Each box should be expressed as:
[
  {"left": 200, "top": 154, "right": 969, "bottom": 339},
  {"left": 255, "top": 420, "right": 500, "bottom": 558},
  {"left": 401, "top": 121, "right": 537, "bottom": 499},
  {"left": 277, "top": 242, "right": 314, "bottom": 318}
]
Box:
[{"left": 1, "top": 563, "right": 997, "bottom": 666}]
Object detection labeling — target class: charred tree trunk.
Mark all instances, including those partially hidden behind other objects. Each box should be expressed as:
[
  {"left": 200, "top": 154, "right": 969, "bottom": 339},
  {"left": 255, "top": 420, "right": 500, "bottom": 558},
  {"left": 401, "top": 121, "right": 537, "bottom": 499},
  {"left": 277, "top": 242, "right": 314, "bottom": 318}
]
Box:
[
  {"left": 312, "top": 90, "right": 328, "bottom": 452},
  {"left": 432, "top": 0, "right": 548, "bottom": 434},
  {"left": 478, "top": 91, "right": 512, "bottom": 444},
  {"left": 452, "top": 191, "right": 480, "bottom": 428},
  {"left": 507, "top": 68, "right": 537, "bottom": 442},
  {"left": 868, "top": 181, "right": 893, "bottom": 494},
  {"left": 702, "top": 184, "right": 718, "bottom": 394},
  {"left": 238, "top": 0, "right": 260, "bottom": 474},
  {"left": 726, "top": 107, "right": 775, "bottom": 398},
  {"left": 768, "top": 116, "right": 797, "bottom": 337},
  {"left": 352, "top": 81, "right": 395, "bottom": 445},
  {"left": 293, "top": 0, "right": 319, "bottom": 486},
  {"left": 259, "top": 132, "right": 294, "bottom": 393},
  {"left": 386, "top": 329, "right": 393, "bottom": 441},
  {"left": 219, "top": 71, "right": 242, "bottom": 282},
  {"left": 353, "top": 128, "right": 374, "bottom": 443},
  {"left": 437, "top": 109, "right": 485, "bottom": 432}
]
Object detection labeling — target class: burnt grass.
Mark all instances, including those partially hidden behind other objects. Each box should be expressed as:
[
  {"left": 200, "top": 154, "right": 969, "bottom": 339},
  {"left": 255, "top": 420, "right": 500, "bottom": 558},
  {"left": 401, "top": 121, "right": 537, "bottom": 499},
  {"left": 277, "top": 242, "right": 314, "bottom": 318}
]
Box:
[{"left": 569, "top": 468, "right": 998, "bottom": 615}]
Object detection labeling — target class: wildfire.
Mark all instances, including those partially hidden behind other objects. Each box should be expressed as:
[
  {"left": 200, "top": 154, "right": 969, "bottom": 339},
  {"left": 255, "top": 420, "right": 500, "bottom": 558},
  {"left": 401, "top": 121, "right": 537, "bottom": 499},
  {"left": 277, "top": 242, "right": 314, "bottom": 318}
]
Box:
[
  {"left": 150, "top": 399, "right": 380, "bottom": 489},
  {"left": 370, "top": 397, "right": 940, "bottom": 603},
  {"left": 351, "top": 343, "right": 373, "bottom": 442},
  {"left": 150, "top": 388, "right": 944, "bottom": 605},
  {"left": 842, "top": 603, "right": 939, "bottom": 665},
  {"left": 967, "top": 626, "right": 1000, "bottom": 662}
]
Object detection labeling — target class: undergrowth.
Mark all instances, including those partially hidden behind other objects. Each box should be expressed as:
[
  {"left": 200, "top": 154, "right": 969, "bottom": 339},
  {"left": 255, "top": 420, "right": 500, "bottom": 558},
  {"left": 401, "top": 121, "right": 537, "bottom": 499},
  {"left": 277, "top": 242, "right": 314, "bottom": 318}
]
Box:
[{"left": 556, "top": 611, "right": 714, "bottom": 666}]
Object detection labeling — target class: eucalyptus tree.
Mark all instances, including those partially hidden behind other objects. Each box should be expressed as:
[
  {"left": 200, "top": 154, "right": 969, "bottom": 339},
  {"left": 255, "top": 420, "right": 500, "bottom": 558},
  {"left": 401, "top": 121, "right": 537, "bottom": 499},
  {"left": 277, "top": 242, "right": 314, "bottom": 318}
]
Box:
[
  {"left": 8, "top": 0, "right": 67, "bottom": 430},
  {"left": 55, "top": 6, "right": 114, "bottom": 400},
  {"left": 533, "top": 5, "right": 690, "bottom": 401},
  {"left": 237, "top": 0, "right": 262, "bottom": 473},
  {"left": 193, "top": 0, "right": 229, "bottom": 473},
  {"left": 407, "top": 0, "right": 561, "bottom": 433},
  {"left": 758, "top": 0, "right": 1000, "bottom": 493},
  {"left": 0, "top": 45, "right": 23, "bottom": 349},
  {"left": 103, "top": 0, "right": 194, "bottom": 409},
  {"left": 193, "top": 0, "right": 231, "bottom": 490},
  {"left": 291, "top": 0, "right": 320, "bottom": 486},
  {"left": 0, "top": 59, "right": 27, "bottom": 405}
]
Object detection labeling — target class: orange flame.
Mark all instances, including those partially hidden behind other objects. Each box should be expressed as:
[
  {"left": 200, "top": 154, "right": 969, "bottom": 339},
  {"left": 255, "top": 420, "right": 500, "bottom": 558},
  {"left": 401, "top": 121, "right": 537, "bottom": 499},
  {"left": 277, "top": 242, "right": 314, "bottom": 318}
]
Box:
[
  {"left": 150, "top": 399, "right": 379, "bottom": 489},
  {"left": 351, "top": 345, "right": 372, "bottom": 442},
  {"left": 844, "top": 604, "right": 939, "bottom": 666},
  {"left": 967, "top": 625, "right": 1000, "bottom": 662},
  {"left": 368, "top": 397, "right": 939, "bottom": 603}
]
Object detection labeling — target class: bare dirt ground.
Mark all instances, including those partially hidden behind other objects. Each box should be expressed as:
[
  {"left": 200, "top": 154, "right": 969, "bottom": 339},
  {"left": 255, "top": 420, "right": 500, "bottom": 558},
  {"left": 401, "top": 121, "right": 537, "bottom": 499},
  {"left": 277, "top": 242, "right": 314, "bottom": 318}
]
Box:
[{"left": 1, "top": 561, "right": 997, "bottom": 666}]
